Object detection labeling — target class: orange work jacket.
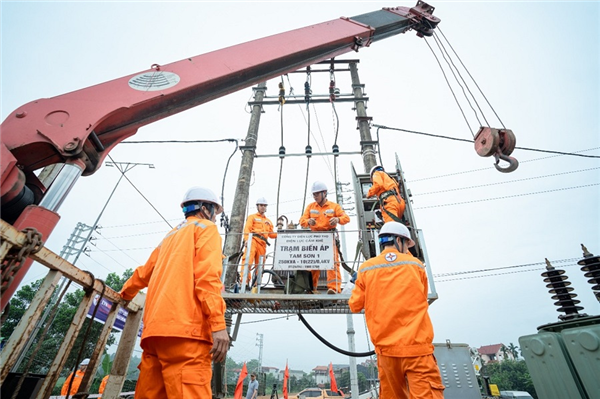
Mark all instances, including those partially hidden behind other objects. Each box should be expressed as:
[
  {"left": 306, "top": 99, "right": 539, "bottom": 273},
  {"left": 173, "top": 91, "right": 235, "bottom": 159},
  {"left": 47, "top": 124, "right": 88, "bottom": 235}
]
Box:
[
  {"left": 367, "top": 171, "right": 400, "bottom": 199},
  {"left": 120, "top": 216, "right": 226, "bottom": 345},
  {"left": 349, "top": 247, "right": 434, "bottom": 357},
  {"left": 243, "top": 212, "right": 277, "bottom": 247},
  {"left": 299, "top": 200, "right": 350, "bottom": 231},
  {"left": 99, "top": 375, "right": 109, "bottom": 395},
  {"left": 61, "top": 369, "right": 85, "bottom": 395}
]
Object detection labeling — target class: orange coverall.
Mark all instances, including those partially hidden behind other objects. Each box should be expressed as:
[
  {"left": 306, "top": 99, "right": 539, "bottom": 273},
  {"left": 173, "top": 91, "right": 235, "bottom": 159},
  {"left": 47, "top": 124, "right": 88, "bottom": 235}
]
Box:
[
  {"left": 61, "top": 369, "right": 85, "bottom": 396},
  {"left": 348, "top": 247, "right": 444, "bottom": 399},
  {"left": 299, "top": 200, "right": 350, "bottom": 292},
  {"left": 120, "top": 215, "right": 226, "bottom": 399},
  {"left": 240, "top": 212, "right": 277, "bottom": 284},
  {"left": 98, "top": 375, "right": 109, "bottom": 395},
  {"left": 367, "top": 171, "right": 406, "bottom": 224}
]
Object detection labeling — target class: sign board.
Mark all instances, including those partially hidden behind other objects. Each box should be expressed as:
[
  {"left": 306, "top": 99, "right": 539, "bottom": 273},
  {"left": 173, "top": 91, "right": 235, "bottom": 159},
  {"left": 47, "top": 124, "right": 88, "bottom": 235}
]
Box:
[
  {"left": 273, "top": 231, "right": 335, "bottom": 271},
  {"left": 489, "top": 384, "right": 501, "bottom": 397},
  {"left": 87, "top": 295, "right": 143, "bottom": 337}
]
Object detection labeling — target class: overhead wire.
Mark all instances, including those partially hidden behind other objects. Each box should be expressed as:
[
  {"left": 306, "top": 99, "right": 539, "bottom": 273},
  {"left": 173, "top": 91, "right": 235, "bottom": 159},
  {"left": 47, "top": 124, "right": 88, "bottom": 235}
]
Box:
[
  {"left": 415, "top": 167, "right": 600, "bottom": 196},
  {"left": 276, "top": 77, "right": 286, "bottom": 220},
  {"left": 373, "top": 125, "right": 600, "bottom": 160},
  {"left": 414, "top": 183, "right": 599, "bottom": 210},
  {"left": 107, "top": 154, "right": 173, "bottom": 229},
  {"left": 300, "top": 69, "right": 312, "bottom": 214}
]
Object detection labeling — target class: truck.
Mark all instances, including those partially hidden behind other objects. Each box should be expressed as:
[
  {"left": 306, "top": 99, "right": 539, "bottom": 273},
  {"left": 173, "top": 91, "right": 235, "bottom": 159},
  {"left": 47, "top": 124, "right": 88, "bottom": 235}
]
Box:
[{"left": 1, "top": 2, "right": 521, "bottom": 398}]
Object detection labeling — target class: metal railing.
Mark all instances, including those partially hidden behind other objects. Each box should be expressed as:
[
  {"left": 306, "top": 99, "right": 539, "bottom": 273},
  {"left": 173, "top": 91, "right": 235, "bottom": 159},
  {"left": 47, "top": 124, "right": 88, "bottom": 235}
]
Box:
[{"left": 0, "top": 219, "right": 145, "bottom": 399}]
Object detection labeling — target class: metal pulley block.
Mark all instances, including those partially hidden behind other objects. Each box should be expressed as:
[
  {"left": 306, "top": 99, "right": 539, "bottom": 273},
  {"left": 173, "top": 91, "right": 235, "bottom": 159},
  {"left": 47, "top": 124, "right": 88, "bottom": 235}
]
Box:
[{"left": 474, "top": 127, "right": 519, "bottom": 173}]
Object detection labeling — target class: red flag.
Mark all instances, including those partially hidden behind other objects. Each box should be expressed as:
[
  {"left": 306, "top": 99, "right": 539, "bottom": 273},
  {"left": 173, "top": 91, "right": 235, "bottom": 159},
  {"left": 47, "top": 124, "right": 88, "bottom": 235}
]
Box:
[
  {"left": 283, "top": 362, "right": 289, "bottom": 399},
  {"left": 234, "top": 362, "right": 248, "bottom": 399},
  {"left": 329, "top": 362, "right": 339, "bottom": 393}
]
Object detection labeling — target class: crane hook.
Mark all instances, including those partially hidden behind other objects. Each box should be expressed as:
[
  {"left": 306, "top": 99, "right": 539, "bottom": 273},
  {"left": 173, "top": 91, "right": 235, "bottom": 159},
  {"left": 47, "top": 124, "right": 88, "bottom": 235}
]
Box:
[
  {"left": 493, "top": 151, "right": 519, "bottom": 173},
  {"left": 474, "top": 127, "right": 519, "bottom": 173}
]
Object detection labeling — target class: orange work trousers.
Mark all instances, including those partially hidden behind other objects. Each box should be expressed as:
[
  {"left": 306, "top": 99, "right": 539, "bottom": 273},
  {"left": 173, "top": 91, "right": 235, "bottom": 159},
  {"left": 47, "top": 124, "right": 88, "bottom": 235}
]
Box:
[
  {"left": 381, "top": 196, "right": 406, "bottom": 224},
  {"left": 311, "top": 250, "right": 342, "bottom": 293},
  {"left": 136, "top": 336, "right": 212, "bottom": 399},
  {"left": 377, "top": 353, "right": 445, "bottom": 399},
  {"left": 240, "top": 240, "right": 267, "bottom": 285}
]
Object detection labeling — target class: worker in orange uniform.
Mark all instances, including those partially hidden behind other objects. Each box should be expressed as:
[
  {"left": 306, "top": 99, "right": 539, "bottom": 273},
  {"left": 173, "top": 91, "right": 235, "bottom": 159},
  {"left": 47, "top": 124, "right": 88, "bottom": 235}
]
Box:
[
  {"left": 61, "top": 358, "right": 89, "bottom": 396},
  {"left": 98, "top": 374, "right": 109, "bottom": 396},
  {"left": 349, "top": 222, "right": 444, "bottom": 399},
  {"left": 367, "top": 165, "right": 405, "bottom": 224},
  {"left": 299, "top": 181, "right": 350, "bottom": 293},
  {"left": 120, "top": 186, "right": 230, "bottom": 399},
  {"left": 240, "top": 197, "right": 278, "bottom": 288}
]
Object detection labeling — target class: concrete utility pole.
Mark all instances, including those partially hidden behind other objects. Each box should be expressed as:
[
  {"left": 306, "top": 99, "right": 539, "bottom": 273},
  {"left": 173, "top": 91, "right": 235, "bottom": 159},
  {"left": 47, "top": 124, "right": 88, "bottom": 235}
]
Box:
[
  {"left": 350, "top": 62, "right": 378, "bottom": 174},
  {"left": 223, "top": 82, "right": 267, "bottom": 287},
  {"left": 214, "top": 83, "right": 266, "bottom": 398}
]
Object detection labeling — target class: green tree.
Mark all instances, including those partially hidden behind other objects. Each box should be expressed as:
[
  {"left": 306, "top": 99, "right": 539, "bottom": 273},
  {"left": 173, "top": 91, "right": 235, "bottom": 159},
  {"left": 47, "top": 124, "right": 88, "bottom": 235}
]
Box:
[
  {"left": 337, "top": 371, "right": 368, "bottom": 393},
  {"left": 482, "top": 360, "right": 537, "bottom": 398},
  {"left": 105, "top": 269, "right": 133, "bottom": 292},
  {"left": 507, "top": 342, "right": 520, "bottom": 359}
]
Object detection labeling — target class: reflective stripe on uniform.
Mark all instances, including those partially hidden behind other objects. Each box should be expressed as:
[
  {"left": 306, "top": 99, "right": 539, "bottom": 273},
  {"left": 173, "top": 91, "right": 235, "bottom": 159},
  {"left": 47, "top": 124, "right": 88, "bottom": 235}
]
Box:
[{"left": 360, "top": 260, "right": 424, "bottom": 274}]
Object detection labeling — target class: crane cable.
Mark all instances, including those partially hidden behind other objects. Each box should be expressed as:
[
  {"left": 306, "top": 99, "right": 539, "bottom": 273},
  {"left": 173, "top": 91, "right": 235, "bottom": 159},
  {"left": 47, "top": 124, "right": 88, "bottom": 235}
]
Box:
[{"left": 437, "top": 27, "right": 506, "bottom": 129}]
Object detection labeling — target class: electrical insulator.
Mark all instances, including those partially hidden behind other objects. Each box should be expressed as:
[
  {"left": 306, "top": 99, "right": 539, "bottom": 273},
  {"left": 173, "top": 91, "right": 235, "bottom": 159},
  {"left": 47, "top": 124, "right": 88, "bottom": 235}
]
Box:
[
  {"left": 577, "top": 244, "right": 600, "bottom": 302},
  {"left": 304, "top": 81, "right": 311, "bottom": 103},
  {"left": 279, "top": 146, "right": 286, "bottom": 159},
  {"left": 278, "top": 82, "right": 285, "bottom": 105},
  {"left": 541, "top": 258, "right": 587, "bottom": 321},
  {"left": 332, "top": 144, "right": 339, "bottom": 156},
  {"left": 305, "top": 145, "right": 312, "bottom": 158}
]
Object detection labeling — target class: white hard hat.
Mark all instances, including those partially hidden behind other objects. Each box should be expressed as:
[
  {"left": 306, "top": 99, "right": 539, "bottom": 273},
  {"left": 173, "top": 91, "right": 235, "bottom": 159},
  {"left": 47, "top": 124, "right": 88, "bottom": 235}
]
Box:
[
  {"left": 379, "top": 222, "right": 415, "bottom": 248},
  {"left": 80, "top": 358, "right": 90, "bottom": 366},
  {"left": 370, "top": 165, "right": 384, "bottom": 178},
  {"left": 181, "top": 187, "right": 223, "bottom": 214},
  {"left": 311, "top": 181, "right": 328, "bottom": 194},
  {"left": 256, "top": 197, "right": 268, "bottom": 205}
]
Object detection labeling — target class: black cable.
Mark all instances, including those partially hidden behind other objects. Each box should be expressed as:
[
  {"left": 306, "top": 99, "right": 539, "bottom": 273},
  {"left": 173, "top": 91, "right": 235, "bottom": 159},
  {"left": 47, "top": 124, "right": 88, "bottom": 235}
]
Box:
[
  {"left": 373, "top": 125, "right": 600, "bottom": 159},
  {"left": 297, "top": 313, "right": 375, "bottom": 357}
]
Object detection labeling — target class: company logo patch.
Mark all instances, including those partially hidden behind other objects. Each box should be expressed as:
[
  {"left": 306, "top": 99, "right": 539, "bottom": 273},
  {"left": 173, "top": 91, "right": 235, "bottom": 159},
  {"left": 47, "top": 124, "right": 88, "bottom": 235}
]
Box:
[{"left": 385, "top": 253, "right": 397, "bottom": 262}]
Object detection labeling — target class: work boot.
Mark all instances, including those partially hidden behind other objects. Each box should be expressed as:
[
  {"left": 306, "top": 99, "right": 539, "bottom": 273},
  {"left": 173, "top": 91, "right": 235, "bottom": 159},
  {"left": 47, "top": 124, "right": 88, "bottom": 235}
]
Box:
[{"left": 327, "top": 289, "right": 337, "bottom": 295}]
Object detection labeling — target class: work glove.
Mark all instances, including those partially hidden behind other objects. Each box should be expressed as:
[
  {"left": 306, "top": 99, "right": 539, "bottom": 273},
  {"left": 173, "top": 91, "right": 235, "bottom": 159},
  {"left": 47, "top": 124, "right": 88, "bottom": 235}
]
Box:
[{"left": 350, "top": 271, "right": 358, "bottom": 284}]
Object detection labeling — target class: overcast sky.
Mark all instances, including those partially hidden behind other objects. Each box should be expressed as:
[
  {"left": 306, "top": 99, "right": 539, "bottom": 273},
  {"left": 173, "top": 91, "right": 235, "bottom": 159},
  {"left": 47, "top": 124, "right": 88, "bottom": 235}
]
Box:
[{"left": 2, "top": 1, "right": 599, "bottom": 374}]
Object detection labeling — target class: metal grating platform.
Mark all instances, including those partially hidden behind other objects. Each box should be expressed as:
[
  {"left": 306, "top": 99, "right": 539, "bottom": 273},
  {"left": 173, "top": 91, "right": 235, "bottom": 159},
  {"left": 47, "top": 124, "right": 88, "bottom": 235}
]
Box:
[{"left": 223, "top": 291, "right": 355, "bottom": 315}]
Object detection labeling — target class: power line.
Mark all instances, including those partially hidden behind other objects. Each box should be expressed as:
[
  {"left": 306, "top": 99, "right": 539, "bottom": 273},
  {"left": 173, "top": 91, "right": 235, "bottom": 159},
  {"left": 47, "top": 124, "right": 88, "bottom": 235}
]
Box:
[
  {"left": 415, "top": 183, "right": 599, "bottom": 209},
  {"left": 373, "top": 125, "right": 600, "bottom": 159},
  {"left": 436, "top": 263, "right": 579, "bottom": 282},
  {"left": 433, "top": 257, "right": 579, "bottom": 278},
  {"left": 415, "top": 167, "right": 599, "bottom": 196}
]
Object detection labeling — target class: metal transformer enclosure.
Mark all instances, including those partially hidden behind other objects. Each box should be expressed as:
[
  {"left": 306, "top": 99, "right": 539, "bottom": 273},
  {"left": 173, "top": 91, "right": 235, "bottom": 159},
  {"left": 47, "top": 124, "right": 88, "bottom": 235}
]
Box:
[
  {"left": 434, "top": 342, "right": 482, "bottom": 399},
  {"left": 519, "top": 315, "right": 600, "bottom": 399}
]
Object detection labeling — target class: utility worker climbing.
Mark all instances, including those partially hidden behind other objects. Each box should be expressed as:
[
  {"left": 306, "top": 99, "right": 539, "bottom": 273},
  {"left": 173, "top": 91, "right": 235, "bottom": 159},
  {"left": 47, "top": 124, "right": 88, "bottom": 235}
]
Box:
[
  {"left": 61, "top": 358, "right": 89, "bottom": 396},
  {"left": 299, "top": 181, "right": 350, "bottom": 293},
  {"left": 120, "top": 186, "right": 230, "bottom": 399},
  {"left": 349, "top": 222, "right": 444, "bottom": 399},
  {"left": 240, "top": 197, "right": 278, "bottom": 287},
  {"left": 367, "top": 165, "right": 406, "bottom": 224}
]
